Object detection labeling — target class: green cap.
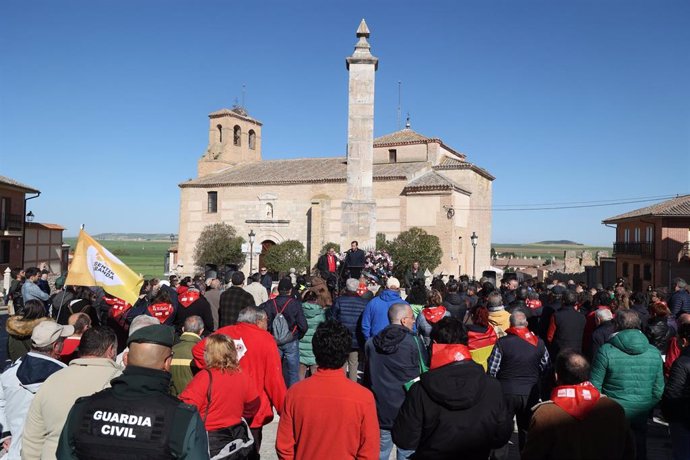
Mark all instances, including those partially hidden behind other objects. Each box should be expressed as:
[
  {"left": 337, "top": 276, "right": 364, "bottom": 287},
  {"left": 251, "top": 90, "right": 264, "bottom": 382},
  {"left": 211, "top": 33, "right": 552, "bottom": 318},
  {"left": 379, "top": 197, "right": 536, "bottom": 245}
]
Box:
[{"left": 126, "top": 324, "right": 175, "bottom": 348}]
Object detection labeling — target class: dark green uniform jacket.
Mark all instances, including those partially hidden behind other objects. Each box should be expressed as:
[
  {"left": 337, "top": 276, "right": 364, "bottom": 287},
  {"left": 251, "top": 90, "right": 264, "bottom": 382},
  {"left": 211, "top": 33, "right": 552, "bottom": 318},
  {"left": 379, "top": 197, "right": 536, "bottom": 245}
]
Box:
[{"left": 56, "top": 365, "right": 208, "bottom": 459}]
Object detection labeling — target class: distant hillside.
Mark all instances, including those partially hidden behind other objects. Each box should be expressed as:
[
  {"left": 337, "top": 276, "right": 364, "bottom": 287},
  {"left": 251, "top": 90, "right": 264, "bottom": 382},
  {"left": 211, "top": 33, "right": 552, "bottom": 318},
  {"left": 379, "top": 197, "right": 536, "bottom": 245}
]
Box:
[
  {"left": 90, "top": 233, "right": 175, "bottom": 241},
  {"left": 532, "top": 240, "right": 583, "bottom": 246}
]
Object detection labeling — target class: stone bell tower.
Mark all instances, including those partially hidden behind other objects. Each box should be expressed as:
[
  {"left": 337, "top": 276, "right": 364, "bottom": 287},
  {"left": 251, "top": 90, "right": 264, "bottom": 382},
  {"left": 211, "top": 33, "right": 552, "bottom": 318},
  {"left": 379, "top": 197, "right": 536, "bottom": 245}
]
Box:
[{"left": 340, "top": 19, "right": 378, "bottom": 249}]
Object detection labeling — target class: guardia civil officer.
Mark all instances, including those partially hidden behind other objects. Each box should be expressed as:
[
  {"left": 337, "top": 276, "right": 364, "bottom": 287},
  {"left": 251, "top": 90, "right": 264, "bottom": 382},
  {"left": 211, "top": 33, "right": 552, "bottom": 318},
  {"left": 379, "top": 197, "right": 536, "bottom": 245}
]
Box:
[{"left": 56, "top": 324, "right": 209, "bottom": 459}]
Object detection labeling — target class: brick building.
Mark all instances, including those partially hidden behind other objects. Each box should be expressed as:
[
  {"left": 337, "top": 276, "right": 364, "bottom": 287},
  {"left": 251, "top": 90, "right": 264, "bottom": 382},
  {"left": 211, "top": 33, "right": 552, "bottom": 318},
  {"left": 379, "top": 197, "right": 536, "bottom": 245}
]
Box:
[
  {"left": 0, "top": 175, "right": 40, "bottom": 272},
  {"left": 603, "top": 194, "right": 690, "bottom": 290}
]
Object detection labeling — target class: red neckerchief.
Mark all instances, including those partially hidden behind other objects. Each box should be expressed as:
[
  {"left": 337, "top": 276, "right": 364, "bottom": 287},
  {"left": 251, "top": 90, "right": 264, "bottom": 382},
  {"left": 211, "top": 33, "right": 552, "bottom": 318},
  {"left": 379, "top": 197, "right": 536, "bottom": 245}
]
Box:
[
  {"left": 179, "top": 290, "right": 200, "bottom": 308},
  {"left": 505, "top": 327, "right": 539, "bottom": 346},
  {"left": 431, "top": 344, "right": 473, "bottom": 370},
  {"left": 327, "top": 255, "right": 336, "bottom": 272},
  {"left": 177, "top": 285, "right": 188, "bottom": 296},
  {"left": 422, "top": 306, "right": 447, "bottom": 324},
  {"left": 357, "top": 283, "right": 368, "bottom": 297},
  {"left": 526, "top": 299, "right": 542, "bottom": 310},
  {"left": 551, "top": 381, "right": 601, "bottom": 420},
  {"left": 147, "top": 302, "right": 174, "bottom": 323},
  {"left": 467, "top": 326, "right": 497, "bottom": 350},
  {"left": 103, "top": 296, "right": 131, "bottom": 317}
]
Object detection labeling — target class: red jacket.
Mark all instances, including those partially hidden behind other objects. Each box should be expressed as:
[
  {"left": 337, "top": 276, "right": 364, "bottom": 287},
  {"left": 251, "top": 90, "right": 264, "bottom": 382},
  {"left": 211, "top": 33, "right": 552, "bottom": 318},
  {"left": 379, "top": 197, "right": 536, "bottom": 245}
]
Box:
[
  {"left": 179, "top": 367, "right": 259, "bottom": 430},
  {"left": 192, "top": 322, "right": 286, "bottom": 428},
  {"left": 276, "top": 368, "right": 380, "bottom": 460}
]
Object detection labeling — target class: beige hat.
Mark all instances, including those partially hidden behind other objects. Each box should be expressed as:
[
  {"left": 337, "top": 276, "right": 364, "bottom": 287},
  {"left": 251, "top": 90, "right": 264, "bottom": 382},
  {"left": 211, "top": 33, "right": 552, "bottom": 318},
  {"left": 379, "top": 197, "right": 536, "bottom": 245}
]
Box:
[
  {"left": 31, "top": 321, "right": 74, "bottom": 348},
  {"left": 386, "top": 277, "right": 401, "bottom": 289}
]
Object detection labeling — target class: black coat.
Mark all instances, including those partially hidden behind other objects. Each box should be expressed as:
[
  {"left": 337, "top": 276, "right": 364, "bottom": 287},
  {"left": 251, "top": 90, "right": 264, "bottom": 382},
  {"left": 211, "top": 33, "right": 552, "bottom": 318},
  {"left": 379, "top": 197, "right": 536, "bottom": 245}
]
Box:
[
  {"left": 344, "top": 248, "right": 366, "bottom": 268},
  {"left": 442, "top": 293, "right": 468, "bottom": 321},
  {"left": 646, "top": 317, "right": 675, "bottom": 354},
  {"left": 662, "top": 346, "right": 690, "bottom": 428},
  {"left": 550, "top": 305, "right": 586, "bottom": 355},
  {"left": 174, "top": 295, "right": 215, "bottom": 334},
  {"left": 392, "top": 360, "right": 513, "bottom": 460},
  {"left": 364, "top": 325, "right": 427, "bottom": 430},
  {"left": 591, "top": 320, "right": 615, "bottom": 359}
]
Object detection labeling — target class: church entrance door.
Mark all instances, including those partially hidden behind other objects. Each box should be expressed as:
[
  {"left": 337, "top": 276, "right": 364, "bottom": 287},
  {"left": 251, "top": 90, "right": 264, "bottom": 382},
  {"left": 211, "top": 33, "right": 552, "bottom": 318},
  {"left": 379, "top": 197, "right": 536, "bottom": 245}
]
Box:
[{"left": 259, "top": 240, "right": 278, "bottom": 284}]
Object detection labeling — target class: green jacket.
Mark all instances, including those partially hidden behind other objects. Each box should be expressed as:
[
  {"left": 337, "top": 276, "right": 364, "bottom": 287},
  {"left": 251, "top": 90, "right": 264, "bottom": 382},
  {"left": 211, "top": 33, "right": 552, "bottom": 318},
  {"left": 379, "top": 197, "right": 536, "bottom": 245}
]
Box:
[
  {"left": 299, "top": 302, "right": 326, "bottom": 366},
  {"left": 590, "top": 329, "right": 664, "bottom": 422},
  {"left": 170, "top": 332, "right": 201, "bottom": 396},
  {"left": 57, "top": 366, "right": 208, "bottom": 459}
]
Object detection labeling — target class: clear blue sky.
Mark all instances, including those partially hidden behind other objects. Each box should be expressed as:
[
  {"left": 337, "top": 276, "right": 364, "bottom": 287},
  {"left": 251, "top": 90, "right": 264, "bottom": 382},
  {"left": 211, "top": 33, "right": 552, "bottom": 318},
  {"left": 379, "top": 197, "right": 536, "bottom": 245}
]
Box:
[{"left": 1, "top": 1, "right": 688, "bottom": 245}]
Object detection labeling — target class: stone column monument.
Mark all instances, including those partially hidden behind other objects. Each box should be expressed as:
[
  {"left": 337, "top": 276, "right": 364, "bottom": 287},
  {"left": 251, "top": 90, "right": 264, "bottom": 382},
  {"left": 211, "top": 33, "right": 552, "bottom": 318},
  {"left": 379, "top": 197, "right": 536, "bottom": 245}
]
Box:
[{"left": 341, "top": 19, "right": 378, "bottom": 250}]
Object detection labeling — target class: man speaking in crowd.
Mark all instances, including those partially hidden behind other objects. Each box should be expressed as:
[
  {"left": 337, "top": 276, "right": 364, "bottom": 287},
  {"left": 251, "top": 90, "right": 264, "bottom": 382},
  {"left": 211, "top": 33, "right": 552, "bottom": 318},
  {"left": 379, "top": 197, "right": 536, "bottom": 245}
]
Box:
[{"left": 344, "top": 241, "right": 366, "bottom": 280}]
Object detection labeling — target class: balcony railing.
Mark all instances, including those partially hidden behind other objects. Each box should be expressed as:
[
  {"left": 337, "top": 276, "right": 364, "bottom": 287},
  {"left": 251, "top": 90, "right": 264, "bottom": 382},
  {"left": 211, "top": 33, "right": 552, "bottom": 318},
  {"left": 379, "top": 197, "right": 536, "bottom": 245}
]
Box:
[
  {"left": 0, "top": 214, "right": 23, "bottom": 232},
  {"left": 613, "top": 242, "right": 655, "bottom": 257}
]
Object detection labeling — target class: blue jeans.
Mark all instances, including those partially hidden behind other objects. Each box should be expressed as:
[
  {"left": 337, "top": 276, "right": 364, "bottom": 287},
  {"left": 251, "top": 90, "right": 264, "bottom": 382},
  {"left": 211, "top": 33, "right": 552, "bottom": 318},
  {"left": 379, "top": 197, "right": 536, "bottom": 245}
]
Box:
[
  {"left": 278, "top": 339, "right": 300, "bottom": 388},
  {"left": 670, "top": 423, "right": 690, "bottom": 460},
  {"left": 379, "top": 429, "right": 414, "bottom": 460}
]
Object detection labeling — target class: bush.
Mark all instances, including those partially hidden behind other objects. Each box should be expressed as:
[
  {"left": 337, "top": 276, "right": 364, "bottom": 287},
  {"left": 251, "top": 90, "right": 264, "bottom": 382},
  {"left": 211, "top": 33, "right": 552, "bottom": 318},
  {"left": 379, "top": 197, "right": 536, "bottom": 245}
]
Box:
[
  {"left": 376, "top": 233, "right": 393, "bottom": 252},
  {"left": 389, "top": 227, "right": 442, "bottom": 278},
  {"left": 320, "top": 242, "right": 340, "bottom": 255},
  {"left": 193, "top": 223, "right": 245, "bottom": 270},
  {"left": 263, "top": 240, "right": 309, "bottom": 274}
]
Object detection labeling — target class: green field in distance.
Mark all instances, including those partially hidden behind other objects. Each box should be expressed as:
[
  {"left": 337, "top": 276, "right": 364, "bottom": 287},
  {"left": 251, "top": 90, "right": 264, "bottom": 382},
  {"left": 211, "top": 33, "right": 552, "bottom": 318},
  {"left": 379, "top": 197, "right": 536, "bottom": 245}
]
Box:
[{"left": 64, "top": 238, "right": 169, "bottom": 279}]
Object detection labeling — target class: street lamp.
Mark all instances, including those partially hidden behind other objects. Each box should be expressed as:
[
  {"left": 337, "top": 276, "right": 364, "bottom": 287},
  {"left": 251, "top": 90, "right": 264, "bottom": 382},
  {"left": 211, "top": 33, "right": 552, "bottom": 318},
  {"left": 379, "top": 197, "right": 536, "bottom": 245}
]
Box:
[
  {"left": 470, "top": 231, "right": 478, "bottom": 281},
  {"left": 248, "top": 229, "right": 256, "bottom": 274},
  {"left": 25, "top": 211, "right": 34, "bottom": 223},
  {"left": 169, "top": 233, "right": 175, "bottom": 243}
]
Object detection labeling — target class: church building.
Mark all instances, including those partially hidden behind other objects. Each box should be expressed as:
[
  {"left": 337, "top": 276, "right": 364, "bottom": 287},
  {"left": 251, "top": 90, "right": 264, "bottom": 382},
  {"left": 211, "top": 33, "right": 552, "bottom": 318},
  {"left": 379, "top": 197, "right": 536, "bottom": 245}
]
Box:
[{"left": 177, "top": 20, "right": 494, "bottom": 278}]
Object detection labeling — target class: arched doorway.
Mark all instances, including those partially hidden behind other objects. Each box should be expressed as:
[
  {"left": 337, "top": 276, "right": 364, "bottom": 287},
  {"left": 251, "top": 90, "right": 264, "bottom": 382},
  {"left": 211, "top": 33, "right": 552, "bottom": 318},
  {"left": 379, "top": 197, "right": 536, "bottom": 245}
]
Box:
[{"left": 258, "top": 240, "right": 278, "bottom": 283}]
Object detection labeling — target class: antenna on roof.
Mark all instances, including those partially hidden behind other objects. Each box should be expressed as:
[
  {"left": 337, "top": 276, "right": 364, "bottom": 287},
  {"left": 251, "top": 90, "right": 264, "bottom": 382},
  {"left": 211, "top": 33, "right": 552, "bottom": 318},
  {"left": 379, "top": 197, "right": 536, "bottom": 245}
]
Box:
[
  {"left": 241, "top": 83, "right": 246, "bottom": 109},
  {"left": 396, "top": 81, "right": 402, "bottom": 130},
  {"left": 405, "top": 113, "right": 411, "bottom": 129}
]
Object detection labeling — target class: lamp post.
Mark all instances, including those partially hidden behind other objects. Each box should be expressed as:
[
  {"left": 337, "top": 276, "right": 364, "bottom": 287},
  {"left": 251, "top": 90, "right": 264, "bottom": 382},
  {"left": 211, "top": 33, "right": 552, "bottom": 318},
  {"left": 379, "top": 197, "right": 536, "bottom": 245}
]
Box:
[
  {"left": 169, "top": 233, "right": 175, "bottom": 243},
  {"left": 25, "top": 211, "right": 34, "bottom": 223},
  {"left": 470, "top": 231, "right": 478, "bottom": 281},
  {"left": 248, "top": 229, "right": 256, "bottom": 274}
]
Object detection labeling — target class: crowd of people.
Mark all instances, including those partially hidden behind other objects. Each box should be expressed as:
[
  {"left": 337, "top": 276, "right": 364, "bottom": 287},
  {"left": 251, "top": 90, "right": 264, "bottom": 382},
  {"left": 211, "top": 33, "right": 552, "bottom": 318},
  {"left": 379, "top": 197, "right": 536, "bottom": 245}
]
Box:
[{"left": 1, "top": 259, "right": 690, "bottom": 459}]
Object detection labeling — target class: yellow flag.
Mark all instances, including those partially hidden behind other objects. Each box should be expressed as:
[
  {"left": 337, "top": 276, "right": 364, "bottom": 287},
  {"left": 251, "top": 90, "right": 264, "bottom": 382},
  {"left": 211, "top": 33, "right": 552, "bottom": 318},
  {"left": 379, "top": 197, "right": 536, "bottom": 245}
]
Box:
[{"left": 65, "top": 230, "right": 144, "bottom": 305}]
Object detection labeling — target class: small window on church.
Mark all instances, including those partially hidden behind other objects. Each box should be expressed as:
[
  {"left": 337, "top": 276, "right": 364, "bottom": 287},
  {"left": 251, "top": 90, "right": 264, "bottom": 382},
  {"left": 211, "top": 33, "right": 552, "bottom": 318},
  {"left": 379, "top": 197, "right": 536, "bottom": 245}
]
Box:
[
  {"left": 217, "top": 125, "right": 223, "bottom": 143},
  {"left": 233, "top": 125, "right": 241, "bottom": 146},
  {"left": 389, "top": 149, "right": 397, "bottom": 163},
  {"left": 248, "top": 130, "right": 256, "bottom": 150},
  {"left": 207, "top": 192, "right": 218, "bottom": 213}
]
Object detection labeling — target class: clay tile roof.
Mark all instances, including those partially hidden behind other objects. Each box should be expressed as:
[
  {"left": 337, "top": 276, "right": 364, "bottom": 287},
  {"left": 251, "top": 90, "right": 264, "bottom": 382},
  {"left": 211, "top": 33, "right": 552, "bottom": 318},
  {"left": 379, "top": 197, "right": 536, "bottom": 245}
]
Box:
[
  {"left": 208, "top": 107, "right": 262, "bottom": 125},
  {"left": 179, "top": 157, "right": 426, "bottom": 188},
  {"left": 26, "top": 222, "right": 65, "bottom": 230},
  {"left": 433, "top": 157, "right": 496, "bottom": 181},
  {"left": 603, "top": 194, "right": 690, "bottom": 223},
  {"left": 402, "top": 171, "right": 471, "bottom": 195},
  {"left": 0, "top": 175, "right": 40, "bottom": 193},
  {"left": 374, "top": 128, "right": 431, "bottom": 145}
]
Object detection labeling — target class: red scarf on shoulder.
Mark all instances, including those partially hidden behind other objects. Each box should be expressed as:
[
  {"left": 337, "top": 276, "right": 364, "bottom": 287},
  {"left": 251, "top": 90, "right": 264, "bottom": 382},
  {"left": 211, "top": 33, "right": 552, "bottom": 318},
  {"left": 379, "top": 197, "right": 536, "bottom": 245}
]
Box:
[
  {"left": 179, "top": 290, "right": 200, "bottom": 308},
  {"left": 430, "top": 344, "right": 473, "bottom": 370},
  {"left": 550, "top": 381, "right": 601, "bottom": 420},
  {"left": 505, "top": 327, "right": 539, "bottom": 346},
  {"left": 147, "top": 302, "right": 174, "bottom": 324},
  {"left": 422, "top": 306, "right": 447, "bottom": 324}
]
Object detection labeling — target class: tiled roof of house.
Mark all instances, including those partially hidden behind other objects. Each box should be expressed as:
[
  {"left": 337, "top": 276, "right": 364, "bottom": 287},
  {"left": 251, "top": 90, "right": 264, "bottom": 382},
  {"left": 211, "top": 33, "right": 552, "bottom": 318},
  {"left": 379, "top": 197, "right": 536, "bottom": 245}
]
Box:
[
  {"left": 373, "top": 128, "right": 431, "bottom": 145},
  {"left": 208, "top": 107, "right": 262, "bottom": 125},
  {"left": 402, "top": 171, "right": 471, "bottom": 195},
  {"left": 433, "top": 157, "right": 495, "bottom": 181},
  {"left": 373, "top": 128, "right": 467, "bottom": 160},
  {"left": 180, "top": 157, "right": 427, "bottom": 188},
  {"left": 0, "top": 175, "right": 39, "bottom": 193},
  {"left": 603, "top": 194, "right": 690, "bottom": 223}
]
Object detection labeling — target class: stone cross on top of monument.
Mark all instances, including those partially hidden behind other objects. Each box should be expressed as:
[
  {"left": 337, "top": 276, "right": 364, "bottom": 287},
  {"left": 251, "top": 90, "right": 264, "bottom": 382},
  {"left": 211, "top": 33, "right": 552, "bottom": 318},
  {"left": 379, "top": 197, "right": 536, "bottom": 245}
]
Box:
[{"left": 341, "top": 19, "right": 378, "bottom": 249}]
